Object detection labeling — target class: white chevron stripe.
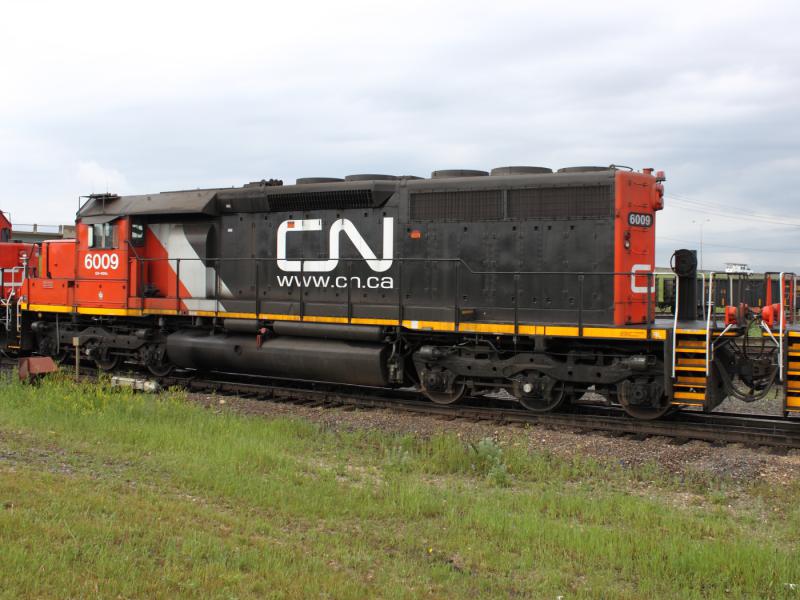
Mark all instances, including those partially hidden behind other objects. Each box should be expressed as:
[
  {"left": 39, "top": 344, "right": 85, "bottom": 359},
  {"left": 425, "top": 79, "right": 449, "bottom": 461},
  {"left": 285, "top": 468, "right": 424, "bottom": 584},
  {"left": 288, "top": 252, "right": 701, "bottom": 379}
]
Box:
[{"left": 148, "top": 224, "right": 232, "bottom": 310}]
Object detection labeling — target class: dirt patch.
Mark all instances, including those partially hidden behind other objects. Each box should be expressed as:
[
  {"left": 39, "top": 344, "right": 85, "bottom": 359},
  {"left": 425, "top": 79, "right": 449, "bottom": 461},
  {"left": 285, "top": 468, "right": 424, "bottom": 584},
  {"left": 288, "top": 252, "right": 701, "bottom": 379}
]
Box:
[
  {"left": 0, "top": 429, "right": 140, "bottom": 481},
  {"left": 0, "top": 430, "right": 72, "bottom": 473}
]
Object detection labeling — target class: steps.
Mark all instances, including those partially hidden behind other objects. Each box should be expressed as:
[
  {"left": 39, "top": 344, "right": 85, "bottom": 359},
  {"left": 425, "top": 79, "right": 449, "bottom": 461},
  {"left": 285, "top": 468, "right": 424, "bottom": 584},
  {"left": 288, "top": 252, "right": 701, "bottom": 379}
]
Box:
[
  {"left": 786, "top": 336, "right": 800, "bottom": 415},
  {"left": 775, "top": 274, "right": 798, "bottom": 416},
  {"left": 672, "top": 331, "right": 708, "bottom": 407}
]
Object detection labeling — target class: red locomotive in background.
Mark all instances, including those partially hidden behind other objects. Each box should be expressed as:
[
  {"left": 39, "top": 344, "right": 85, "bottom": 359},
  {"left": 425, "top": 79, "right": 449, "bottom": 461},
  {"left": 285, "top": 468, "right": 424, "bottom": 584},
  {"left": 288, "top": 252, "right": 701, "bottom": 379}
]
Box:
[
  {"left": 0, "top": 211, "right": 38, "bottom": 337},
  {"left": 3, "top": 166, "right": 798, "bottom": 419}
]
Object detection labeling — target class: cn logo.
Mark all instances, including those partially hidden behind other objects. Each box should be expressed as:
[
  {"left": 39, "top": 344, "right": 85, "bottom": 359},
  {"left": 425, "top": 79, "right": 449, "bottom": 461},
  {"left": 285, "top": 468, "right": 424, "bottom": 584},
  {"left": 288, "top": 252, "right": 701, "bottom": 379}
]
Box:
[
  {"left": 277, "top": 218, "right": 394, "bottom": 273},
  {"left": 630, "top": 264, "right": 655, "bottom": 294}
]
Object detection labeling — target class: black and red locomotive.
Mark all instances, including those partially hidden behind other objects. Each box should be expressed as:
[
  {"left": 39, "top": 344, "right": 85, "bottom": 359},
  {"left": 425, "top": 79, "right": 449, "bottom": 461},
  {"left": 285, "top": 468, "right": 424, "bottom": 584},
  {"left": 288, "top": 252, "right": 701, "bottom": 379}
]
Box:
[{"left": 8, "top": 165, "right": 796, "bottom": 419}]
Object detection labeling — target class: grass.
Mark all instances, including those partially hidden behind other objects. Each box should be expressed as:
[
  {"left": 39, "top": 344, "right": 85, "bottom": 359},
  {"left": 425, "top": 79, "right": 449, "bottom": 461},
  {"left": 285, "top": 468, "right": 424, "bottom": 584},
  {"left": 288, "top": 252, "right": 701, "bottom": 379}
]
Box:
[{"left": 0, "top": 374, "right": 799, "bottom": 599}]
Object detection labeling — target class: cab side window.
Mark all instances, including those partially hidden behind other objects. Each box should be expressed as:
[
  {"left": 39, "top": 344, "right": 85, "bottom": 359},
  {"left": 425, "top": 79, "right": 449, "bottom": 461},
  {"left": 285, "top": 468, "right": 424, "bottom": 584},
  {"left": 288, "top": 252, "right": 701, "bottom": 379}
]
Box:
[
  {"left": 88, "top": 223, "right": 117, "bottom": 249},
  {"left": 130, "top": 221, "right": 145, "bottom": 247}
]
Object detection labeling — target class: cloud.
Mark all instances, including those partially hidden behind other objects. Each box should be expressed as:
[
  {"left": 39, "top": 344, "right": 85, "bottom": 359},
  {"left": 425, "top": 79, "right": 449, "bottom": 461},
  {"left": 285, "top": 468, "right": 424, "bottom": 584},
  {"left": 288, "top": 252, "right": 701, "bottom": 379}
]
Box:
[{"left": 0, "top": 0, "right": 798, "bottom": 271}]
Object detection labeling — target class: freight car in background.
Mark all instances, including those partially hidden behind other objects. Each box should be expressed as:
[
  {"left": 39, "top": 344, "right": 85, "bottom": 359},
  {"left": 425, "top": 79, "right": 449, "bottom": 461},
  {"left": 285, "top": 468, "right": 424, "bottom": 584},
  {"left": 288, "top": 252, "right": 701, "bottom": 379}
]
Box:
[
  {"left": 654, "top": 270, "right": 772, "bottom": 315},
  {"left": 6, "top": 165, "right": 800, "bottom": 419}
]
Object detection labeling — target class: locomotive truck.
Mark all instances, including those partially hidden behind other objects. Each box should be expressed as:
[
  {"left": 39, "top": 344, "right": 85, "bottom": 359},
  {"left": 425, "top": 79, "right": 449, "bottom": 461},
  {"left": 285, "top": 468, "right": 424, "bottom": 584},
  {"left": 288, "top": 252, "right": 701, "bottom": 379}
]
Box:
[{"left": 7, "top": 166, "right": 795, "bottom": 419}]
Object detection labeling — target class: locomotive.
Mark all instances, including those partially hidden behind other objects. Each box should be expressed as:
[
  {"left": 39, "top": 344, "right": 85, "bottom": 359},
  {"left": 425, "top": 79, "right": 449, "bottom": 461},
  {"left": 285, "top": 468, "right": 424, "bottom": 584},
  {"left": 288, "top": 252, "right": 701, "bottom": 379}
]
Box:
[
  {"left": 0, "top": 211, "right": 39, "bottom": 340},
  {"left": 7, "top": 166, "right": 797, "bottom": 419}
]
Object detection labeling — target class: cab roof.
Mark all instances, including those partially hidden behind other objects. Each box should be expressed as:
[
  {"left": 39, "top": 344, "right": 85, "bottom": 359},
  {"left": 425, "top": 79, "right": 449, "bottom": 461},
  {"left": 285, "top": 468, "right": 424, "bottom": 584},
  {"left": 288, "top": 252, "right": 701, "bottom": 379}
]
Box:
[{"left": 77, "top": 190, "right": 220, "bottom": 223}]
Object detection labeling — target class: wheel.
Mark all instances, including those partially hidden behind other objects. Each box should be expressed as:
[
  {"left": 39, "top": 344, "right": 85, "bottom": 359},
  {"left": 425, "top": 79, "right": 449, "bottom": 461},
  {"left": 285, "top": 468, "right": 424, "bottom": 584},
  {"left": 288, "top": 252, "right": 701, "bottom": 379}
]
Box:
[
  {"left": 140, "top": 344, "right": 173, "bottom": 377},
  {"left": 52, "top": 348, "right": 69, "bottom": 364},
  {"left": 509, "top": 374, "right": 569, "bottom": 413},
  {"left": 146, "top": 359, "right": 174, "bottom": 377},
  {"left": 39, "top": 336, "right": 68, "bottom": 364},
  {"left": 618, "top": 378, "right": 671, "bottom": 420},
  {"left": 620, "top": 402, "right": 674, "bottom": 420},
  {"left": 519, "top": 381, "right": 568, "bottom": 413},
  {"left": 95, "top": 353, "right": 120, "bottom": 372},
  {"left": 423, "top": 382, "right": 466, "bottom": 405}
]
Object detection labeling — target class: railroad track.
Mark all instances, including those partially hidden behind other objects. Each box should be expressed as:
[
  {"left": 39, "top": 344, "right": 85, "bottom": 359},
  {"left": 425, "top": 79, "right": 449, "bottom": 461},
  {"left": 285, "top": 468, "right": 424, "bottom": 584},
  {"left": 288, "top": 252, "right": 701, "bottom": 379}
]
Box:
[
  {"left": 155, "top": 370, "right": 800, "bottom": 450},
  {"left": 6, "top": 359, "right": 800, "bottom": 450}
]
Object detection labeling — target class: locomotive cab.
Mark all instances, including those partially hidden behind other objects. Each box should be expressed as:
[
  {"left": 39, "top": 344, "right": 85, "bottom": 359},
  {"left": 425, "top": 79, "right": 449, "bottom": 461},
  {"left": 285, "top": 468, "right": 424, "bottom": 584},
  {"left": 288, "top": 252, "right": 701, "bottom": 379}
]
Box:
[
  {"left": 74, "top": 217, "right": 130, "bottom": 309},
  {"left": 26, "top": 216, "right": 137, "bottom": 311}
]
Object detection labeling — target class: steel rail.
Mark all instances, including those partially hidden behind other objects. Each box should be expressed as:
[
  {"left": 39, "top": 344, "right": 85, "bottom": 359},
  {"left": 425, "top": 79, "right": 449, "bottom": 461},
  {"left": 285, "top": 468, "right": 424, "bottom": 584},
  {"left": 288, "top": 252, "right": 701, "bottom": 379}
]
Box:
[{"left": 154, "top": 371, "right": 800, "bottom": 449}]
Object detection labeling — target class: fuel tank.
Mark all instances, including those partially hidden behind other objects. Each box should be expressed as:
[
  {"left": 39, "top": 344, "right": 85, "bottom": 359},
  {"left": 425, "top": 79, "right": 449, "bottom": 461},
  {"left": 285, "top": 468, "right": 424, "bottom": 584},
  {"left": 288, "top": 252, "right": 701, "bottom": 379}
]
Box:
[
  {"left": 271, "top": 321, "right": 385, "bottom": 342},
  {"left": 166, "top": 329, "right": 389, "bottom": 387}
]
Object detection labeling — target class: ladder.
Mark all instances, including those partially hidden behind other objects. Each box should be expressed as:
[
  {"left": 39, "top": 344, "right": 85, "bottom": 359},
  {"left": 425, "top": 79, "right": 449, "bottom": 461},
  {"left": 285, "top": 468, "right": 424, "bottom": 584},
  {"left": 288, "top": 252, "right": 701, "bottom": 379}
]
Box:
[
  {"left": 0, "top": 267, "right": 24, "bottom": 333},
  {"left": 780, "top": 273, "right": 799, "bottom": 416},
  {"left": 672, "top": 331, "right": 708, "bottom": 407},
  {"left": 760, "top": 272, "right": 799, "bottom": 417},
  {"left": 785, "top": 332, "right": 800, "bottom": 415},
  {"left": 671, "top": 272, "right": 718, "bottom": 409}
]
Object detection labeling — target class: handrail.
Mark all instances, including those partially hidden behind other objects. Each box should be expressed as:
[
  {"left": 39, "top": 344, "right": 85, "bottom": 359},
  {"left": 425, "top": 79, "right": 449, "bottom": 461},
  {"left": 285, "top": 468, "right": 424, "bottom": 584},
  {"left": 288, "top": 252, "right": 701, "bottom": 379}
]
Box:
[
  {"left": 15, "top": 295, "right": 23, "bottom": 333},
  {"left": 125, "top": 254, "right": 656, "bottom": 278},
  {"left": 672, "top": 272, "right": 680, "bottom": 379},
  {"left": 0, "top": 266, "right": 26, "bottom": 318},
  {"left": 728, "top": 276, "right": 733, "bottom": 308},
  {"left": 699, "top": 272, "right": 706, "bottom": 318},
  {"left": 50, "top": 253, "right": 680, "bottom": 329},
  {"left": 779, "top": 271, "right": 785, "bottom": 382},
  {"left": 705, "top": 272, "right": 715, "bottom": 376}
]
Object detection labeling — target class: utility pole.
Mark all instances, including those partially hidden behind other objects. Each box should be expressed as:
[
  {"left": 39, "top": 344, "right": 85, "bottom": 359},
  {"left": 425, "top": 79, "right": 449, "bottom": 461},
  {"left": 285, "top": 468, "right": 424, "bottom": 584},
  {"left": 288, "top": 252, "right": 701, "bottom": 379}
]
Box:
[{"left": 692, "top": 218, "right": 711, "bottom": 271}]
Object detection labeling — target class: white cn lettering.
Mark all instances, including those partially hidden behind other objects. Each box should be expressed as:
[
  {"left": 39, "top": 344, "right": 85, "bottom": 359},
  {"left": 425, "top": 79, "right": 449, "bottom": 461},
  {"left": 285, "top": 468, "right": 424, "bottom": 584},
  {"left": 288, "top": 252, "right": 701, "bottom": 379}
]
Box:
[
  {"left": 277, "top": 218, "right": 394, "bottom": 273},
  {"left": 630, "top": 263, "right": 655, "bottom": 294}
]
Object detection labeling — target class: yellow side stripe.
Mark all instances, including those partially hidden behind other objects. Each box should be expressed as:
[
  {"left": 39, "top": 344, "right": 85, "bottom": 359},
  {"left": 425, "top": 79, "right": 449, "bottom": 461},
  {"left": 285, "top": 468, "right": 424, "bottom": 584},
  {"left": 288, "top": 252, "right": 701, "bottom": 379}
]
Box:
[
  {"left": 351, "top": 318, "right": 400, "bottom": 326},
  {"left": 457, "top": 322, "right": 516, "bottom": 334},
  {"left": 25, "top": 303, "right": 73, "bottom": 314},
  {"left": 20, "top": 302, "right": 672, "bottom": 340},
  {"left": 401, "top": 319, "right": 456, "bottom": 332},
  {"left": 584, "top": 327, "right": 647, "bottom": 340},
  {"left": 518, "top": 325, "right": 545, "bottom": 335}
]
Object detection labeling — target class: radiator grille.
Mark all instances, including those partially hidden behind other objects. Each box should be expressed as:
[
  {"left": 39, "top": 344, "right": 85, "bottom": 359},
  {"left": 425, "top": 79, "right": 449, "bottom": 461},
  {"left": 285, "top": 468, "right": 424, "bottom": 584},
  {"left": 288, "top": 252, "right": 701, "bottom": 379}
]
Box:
[
  {"left": 410, "top": 190, "right": 503, "bottom": 221},
  {"left": 507, "top": 185, "right": 611, "bottom": 219},
  {"left": 268, "top": 190, "right": 373, "bottom": 212}
]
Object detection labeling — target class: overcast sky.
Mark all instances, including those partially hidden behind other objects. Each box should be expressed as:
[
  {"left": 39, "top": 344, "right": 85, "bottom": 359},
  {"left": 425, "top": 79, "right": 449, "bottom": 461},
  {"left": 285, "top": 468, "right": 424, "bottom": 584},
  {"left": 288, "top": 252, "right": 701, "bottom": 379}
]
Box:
[{"left": 1, "top": 0, "right": 799, "bottom": 270}]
